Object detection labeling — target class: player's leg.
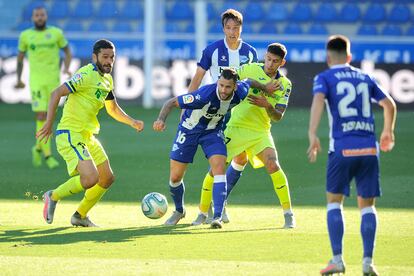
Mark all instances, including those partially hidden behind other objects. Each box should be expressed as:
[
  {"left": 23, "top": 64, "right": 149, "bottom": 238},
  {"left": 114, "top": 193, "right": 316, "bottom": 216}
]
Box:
[
  {"left": 30, "top": 87, "right": 45, "bottom": 167},
  {"left": 257, "top": 147, "right": 295, "bottom": 227},
  {"left": 198, "top": 170, "right": 214, "bottom": 215},
  {"left": 226, "top": 152, "right": 248, "bottom": 198},
  {"left": 355, "top": 154, "right": 381, "bottom": 276},
  {"left": 320, "top": 152, "right": 351, "bottom": 275},
  {"left": 208, "top": 154, "right": 227, "bottom": 229},
  {"left": 164, "top": 159, "right": 188, "bottom": 225}
]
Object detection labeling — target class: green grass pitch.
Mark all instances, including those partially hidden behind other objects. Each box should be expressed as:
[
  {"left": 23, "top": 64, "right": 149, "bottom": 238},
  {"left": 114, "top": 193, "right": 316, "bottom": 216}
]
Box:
[{"left": 0, "top": 104, "right": 413, "bottom": 275}]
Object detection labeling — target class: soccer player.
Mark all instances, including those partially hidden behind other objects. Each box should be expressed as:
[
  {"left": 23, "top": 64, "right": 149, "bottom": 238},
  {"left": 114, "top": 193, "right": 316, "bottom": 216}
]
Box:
[
  {"left": 188, "top": 9, "right": 257, "bottom": 91},
  {"left": 153, "top": 69, "right": 278, "bottom": 229},
  {"left": 189, "top": 8, "right": 257, "bottom": 223},
  {"left": 16, "top": 6, "right": 72, "bottom": 169},
  {"left": 192, "top": 43, "right": 296, "bottom": 228},
  {"left": 37, "top": 39, "right": 144, "bottom": 227},
  {"left": 307, "top": 35, "right": 396, "bottom": 276}
]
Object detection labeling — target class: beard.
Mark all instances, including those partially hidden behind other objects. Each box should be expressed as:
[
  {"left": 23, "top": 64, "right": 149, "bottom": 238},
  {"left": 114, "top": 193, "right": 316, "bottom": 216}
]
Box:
[
  {"left": 96, "top": 60, "right": 112, "bottom": 74},
  {"left": 34, "top": 21, "right": 46, "bottom": 29}
]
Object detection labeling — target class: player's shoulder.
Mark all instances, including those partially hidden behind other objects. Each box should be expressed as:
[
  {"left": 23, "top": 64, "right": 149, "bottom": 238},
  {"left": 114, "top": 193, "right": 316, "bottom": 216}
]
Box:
[
  {"left": 73, "top": 63, "right": 98, "bottom": 80},
  {"left": 47, "top": 25, "right": 64, "bottom": 34},
  {"left": 204, "top": 39, "right": 225, "bottom": 52},
  {"left": 20, "top": 27, "right": 35, "bottom": 37},
  {"left": 240, "top": 41, "right": 257, "bottom": 52},
  {"left": 277, "top": 70, "right": 291, "bottom": 85}
]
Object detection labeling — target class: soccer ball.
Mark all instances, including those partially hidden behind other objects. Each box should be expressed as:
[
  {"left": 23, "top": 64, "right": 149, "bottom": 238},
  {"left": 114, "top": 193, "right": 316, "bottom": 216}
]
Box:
[{"left": 141, "top": 192, "right": 168, "bottom": 219}]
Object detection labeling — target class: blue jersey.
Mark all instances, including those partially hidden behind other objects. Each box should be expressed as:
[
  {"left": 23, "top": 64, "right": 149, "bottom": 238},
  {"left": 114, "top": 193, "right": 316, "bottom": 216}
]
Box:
[
  {"left": 198, "top": 39, "right": 258, "bottom": 82},
  {"left": 177, "top": 80, "right": 251, "bottom": 133},
  {"left": 313, "top": 64, "right": 388, "bottom": 152}
]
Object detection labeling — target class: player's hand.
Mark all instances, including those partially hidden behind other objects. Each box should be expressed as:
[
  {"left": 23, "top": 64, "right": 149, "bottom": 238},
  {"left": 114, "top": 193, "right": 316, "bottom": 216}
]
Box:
[
  {"left": 307, "top": 134, "right": 321, "bottom": 163},
  {"left": 15, "top": 80, "right": 25, "bottom": 89},
  {"left": 153, "top": 119, "right": 166, "bottom": 132},
  {"left": 247, "top": 94, "right": 271, "bottom": 108},
  {"left": 131, "top": 119, "right": 144, "bottom": 132},
  {"left": 263, "top": 80, "right": 281, "bottom": 96},
  {"left": 36, "top": 122, "right": 53, "bottom": 144},
  {"left": 379, "top": 131, "right": 395, "bottom": 152}
]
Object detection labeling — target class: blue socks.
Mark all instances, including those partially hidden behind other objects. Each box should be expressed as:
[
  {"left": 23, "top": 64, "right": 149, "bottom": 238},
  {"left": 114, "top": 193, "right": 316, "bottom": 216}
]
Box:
[
  {"left": 361, "top": 206, "right": 377, "bottom": 259},
  {"left": 169, "top": 181, "right": 185, "bottom": 213},
  {"left": 212, "top": 175, "right": 227, "bottom": 219},
  {"left": 226, "top": 161, "right": 245, "bottom": 198},
  {"left": 327, "top": 203, "right": 344, "bottom": 256}
]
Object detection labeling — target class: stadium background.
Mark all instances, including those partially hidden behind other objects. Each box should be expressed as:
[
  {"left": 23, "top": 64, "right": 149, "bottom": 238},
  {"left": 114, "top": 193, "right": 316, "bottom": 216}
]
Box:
[{"left": 0, "top": 0, "right": 413, "bottom": 109}]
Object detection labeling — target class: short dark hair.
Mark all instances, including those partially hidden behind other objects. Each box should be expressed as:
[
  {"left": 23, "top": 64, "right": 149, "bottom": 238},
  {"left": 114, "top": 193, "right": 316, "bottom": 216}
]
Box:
[
  {"left": 221, "top": 9, "right": 243, "bottom": 27},
  {"left": 267, "top": 43, "right": 287, "bottom": 59},
  {"left": 220, "top": 68, "right": 238, "bottom": 83},
  {"left": 326, "top": 35, "right": 350, "bottom": 55},
  {"left": 93, "top": 39, "right": 115, "bottom": 55}
]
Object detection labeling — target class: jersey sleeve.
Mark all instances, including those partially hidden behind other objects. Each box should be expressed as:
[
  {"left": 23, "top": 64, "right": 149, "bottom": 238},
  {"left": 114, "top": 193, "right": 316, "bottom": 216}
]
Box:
[
  {"left": 18, "top": 32, "right": 27, "bottom": 52},
  {"left": 177, "top": 85, "right": 211, "bottom": 109},
  {"left": 65, "top": 69, "right": 90, "bottom": 93},
  {"left": 368, "top": 75, "right": 388, "bottom": 102},
  {"left": 276, "top": 80, "right": 292, "bottom": 107},
  {"left": 250, "top": 47, "right": 258, "bottom": 62},
  {"left": 197, "top": 46, "right": 212, "bottom": 71},
  {"left": 312, "top": 74, "right": 328, "bottom": 96},
  {"left": 56, "top": 28, "right": 68, "bottom": 48},
  {"left": 235, "top": 80, "right": 251, "bottom": 100},
  {"left": 236, "top": 63, "right": 252, "bottom": 80}
]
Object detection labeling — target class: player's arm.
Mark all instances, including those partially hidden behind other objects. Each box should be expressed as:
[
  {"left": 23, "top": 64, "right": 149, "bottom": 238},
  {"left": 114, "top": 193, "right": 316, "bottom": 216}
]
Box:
[
  {"left": 307, "top": 93, "right": 325, "bottom": 162},
  {"left": 378, "top": 95, "right": 397, "bottom": 152},
  {"left": 247, "top": 94, "right": 284, "bottom": 122},
  {"left": 15, "top": 51, "right": 26, "bottom": 88},
  {"left": 248, "top": 79, "right": 281, "bottom": 96},
  {"left": 36, "top": 84, "right": 71, "bottom": 143},
  {"left": 153, "top": 97, "right": 180, "bottom": 131},
  {"left": 105, "top": 93, "right": 144, "bottom": 132},
  {"left": 188, "top": 66, "right": 207, "bottom": 92},
  {"left": 62, "top": 45, "right": 72, "bottom": 77}
]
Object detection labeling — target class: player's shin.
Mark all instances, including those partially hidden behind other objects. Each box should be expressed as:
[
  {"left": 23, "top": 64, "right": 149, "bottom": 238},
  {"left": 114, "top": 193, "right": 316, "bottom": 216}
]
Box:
[
  {"left": 52, "top": 175, "right": 84, "bottom": 201},
  {"left": 270, "top": 169, "right": 292, "bottom": 212},
  {"left": 169, "top": 181, "right": 185, "bottom": 213},
  {"left": 361, "top": 206, "right": 377, "bottom": 263},
  {"left": 199, "top": 172, "right": 214, "bottom": 214},
  {"left": 35, "top": 120, "right": 45, "bottom": 151},
  {"left": 327, "top": 203, "right": 345, "bottom": 262},
  {"left": 212, "top": 175, "right": 227, "bottom": 219},
  {"left": 77, "top": 184, "right": 107, "bottom": 218},
  {"left": 226, "top": 160, "right": 245, "bottom": 199}
]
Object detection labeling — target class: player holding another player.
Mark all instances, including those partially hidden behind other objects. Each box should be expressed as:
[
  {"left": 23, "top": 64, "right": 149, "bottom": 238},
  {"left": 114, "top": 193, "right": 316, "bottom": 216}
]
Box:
[
  {"left": 38, "top": 39, "right": 144, "bottom": 227},
  {"left": 153, "top": 69, "right": 278, "bottom": 229},
  {"left": 307, "top": 35, "right": 396, "bottom": 276},
  {"left": 16, "top": 6, "right": 72, "bottom": 169},
  {"left": 193, "top": 43, "right": 296, "bottom": 228}
]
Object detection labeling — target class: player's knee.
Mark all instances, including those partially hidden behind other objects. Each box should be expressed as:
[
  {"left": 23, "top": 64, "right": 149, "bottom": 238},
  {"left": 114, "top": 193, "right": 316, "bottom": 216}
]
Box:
[
  {"left": 233, "top": 153, "right": 248, "bottom": 165},
  {"left": 100, "top": 173, "right": 115, "bottom": 188},
  {"left": 265, "top": 160, "right": 280, "bottom": 174},
  {"left": 81, "top": 173, "right": 99, "bottom": 189},
  {"left": 170, "top": 174, "right": 183, "bottom": 184}
]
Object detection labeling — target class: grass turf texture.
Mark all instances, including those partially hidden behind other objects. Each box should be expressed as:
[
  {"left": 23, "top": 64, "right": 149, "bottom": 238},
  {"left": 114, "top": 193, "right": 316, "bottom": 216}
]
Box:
[{"left": 0, "top": 104, "right": 413, "bottom": 275}]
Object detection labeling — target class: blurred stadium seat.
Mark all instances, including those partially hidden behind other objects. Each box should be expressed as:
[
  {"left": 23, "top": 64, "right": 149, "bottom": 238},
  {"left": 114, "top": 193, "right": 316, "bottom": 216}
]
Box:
[
  {"left": 381, "top": 25, "right": 403, "bottom": 36},
  {"left": 48, "top": 1, "right": 70, "bottom": 19},
  {"left": 64, "top": 22, "right": 84, "bottom": 32},
  {"left": 243, "top": 3, "right": 264, "bottom": 23},
  {"left": 308, "top": 23, "right": 328, "bottom": 35},
  {"left": 315, "top": 3, "right": 337, "bottom": 22},
  {"left": 88, "top": 21, "right": 109, "bottom": 32},
  {"left": 362, "top": 4, "right": 386, "bottom": 23},
  {"left": 388, "top": 4, "right": 411, "bottom": 24},
  {"left": 357, "top": 25, "right": 378, "bottom": 36},
  {"left": 70, "top": 1, "right": 94, "bottom": 19},
  {"left": 265, "top": 3, "right": 288, "bottom": 22},
  {"left": 96, "top": 1, "right": 119, "bottom": 18},
  {"left": 284, "top": 24, "right": 303, "bottom": 35},
  {"left": 289, "top": 3, "right": 312, "bottom": 22},
  {"left": 339, "top": 3, "right": 360, "bottom": 23},
  {"left": 112, "top": 21, "right": 133, "bottom": 33},
  {"left": 258, "top": 24, "right": 278, "bottom": 34},
  {"left": 120, "top": 1, "right": 143, "bottom": 20},
  {"left": 166, "top": 2, "right": 193, "bottom": 21}
]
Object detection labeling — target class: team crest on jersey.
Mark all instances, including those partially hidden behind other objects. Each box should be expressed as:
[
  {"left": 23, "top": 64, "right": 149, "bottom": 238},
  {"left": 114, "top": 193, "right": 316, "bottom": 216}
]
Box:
[
  {"left": 45, "top": 33, "right": 52, "bottom": 39},
  {"left": 239, "top": 55, "right": 249, "bottom": 65},
  {"left": 182, "top": 94, "right": 194, "bottom": 104}
]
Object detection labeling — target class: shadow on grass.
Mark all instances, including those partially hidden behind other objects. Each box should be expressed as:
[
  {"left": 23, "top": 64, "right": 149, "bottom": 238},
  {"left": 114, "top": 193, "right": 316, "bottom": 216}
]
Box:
[{"left": 0, "top": 224, "right": 282, "bottom": 245}]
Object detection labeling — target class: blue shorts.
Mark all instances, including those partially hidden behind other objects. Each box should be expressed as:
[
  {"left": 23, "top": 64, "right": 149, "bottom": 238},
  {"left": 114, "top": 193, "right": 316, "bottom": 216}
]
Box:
[
  {"left": 170, "top": 128, "right": 227, "bottom": 163},
  {"left": 326, "top": 150, "right": 381, "bottom": 198}
]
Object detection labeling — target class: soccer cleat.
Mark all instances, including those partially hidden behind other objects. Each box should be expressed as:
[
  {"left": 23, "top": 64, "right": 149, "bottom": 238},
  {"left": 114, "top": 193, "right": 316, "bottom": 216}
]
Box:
[
  {"left": 363, "top": 263, "right": 379, "bottom": 276},
  {"left": 32, "top": 146, "right": 42, "bottom": 167},
  {"left": 43, "top": 190, "right": 57, "bottom": 224},
  {"left": 45, "top": 156, "right": 59, "bottom": 169},
  {"left": 191, "top": 213, "right": 207, "bottom": 226},
  {"left": 222, "top": 207, "right": 230, "bottom": 223},
  {"left": 320, "top": 259, "right": 346, "bottom": 275},
  {"left": 70, "top": 212, "right": 98, "bottom": 227},
  {"left": 210, "top": 218, "right": 223, "bottom": 229},
  {"left": 283, "top": 212, "right": 296, "bottom": 228},
  {"left": 164, "top": 210, "right": 186, "bottom": 225}
]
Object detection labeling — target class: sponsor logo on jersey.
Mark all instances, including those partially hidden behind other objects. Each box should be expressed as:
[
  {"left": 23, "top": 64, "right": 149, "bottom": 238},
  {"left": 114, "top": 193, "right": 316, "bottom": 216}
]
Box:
[
  {"left": 182, "top": 94, "right": 194, "bottom": 104},
  {"left": 195, "top": 94, "right": 201, "bottom": 100},
  {"left": 172, "top": 143, "right": 179, "bottom": 151},
  {"left": 220, "top": 55, "right": 227, "bottom": 62}
]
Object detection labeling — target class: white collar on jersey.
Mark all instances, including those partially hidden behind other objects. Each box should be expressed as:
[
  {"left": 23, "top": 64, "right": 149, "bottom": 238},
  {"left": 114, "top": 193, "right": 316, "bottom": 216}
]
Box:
[
  {"left": 329, "top": 63, "right": 351, "bottom": 69},
  {"left": 216, "top": 84, "right": 235, "bottom": 102},
  {"left": 223, "top": 37, "right": 243, "bottom": 51}
]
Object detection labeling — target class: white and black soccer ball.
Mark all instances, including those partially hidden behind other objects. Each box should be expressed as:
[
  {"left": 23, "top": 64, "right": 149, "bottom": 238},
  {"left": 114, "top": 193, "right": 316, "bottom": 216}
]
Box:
[{"left": 141, "top": 192, "right": 168, "bottom": 219}]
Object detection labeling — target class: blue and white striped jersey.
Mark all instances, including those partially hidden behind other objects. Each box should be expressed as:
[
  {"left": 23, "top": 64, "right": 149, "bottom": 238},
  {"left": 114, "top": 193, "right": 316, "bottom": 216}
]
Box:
[
  {"left": 177, "top": 80, "right": 251, "bottom": 133},
  {"left": 198, "top": 39, "right": 258, "bottom": 82},
  {"left": 313, "top": 64, "right": 389, "bottom": 152}
]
